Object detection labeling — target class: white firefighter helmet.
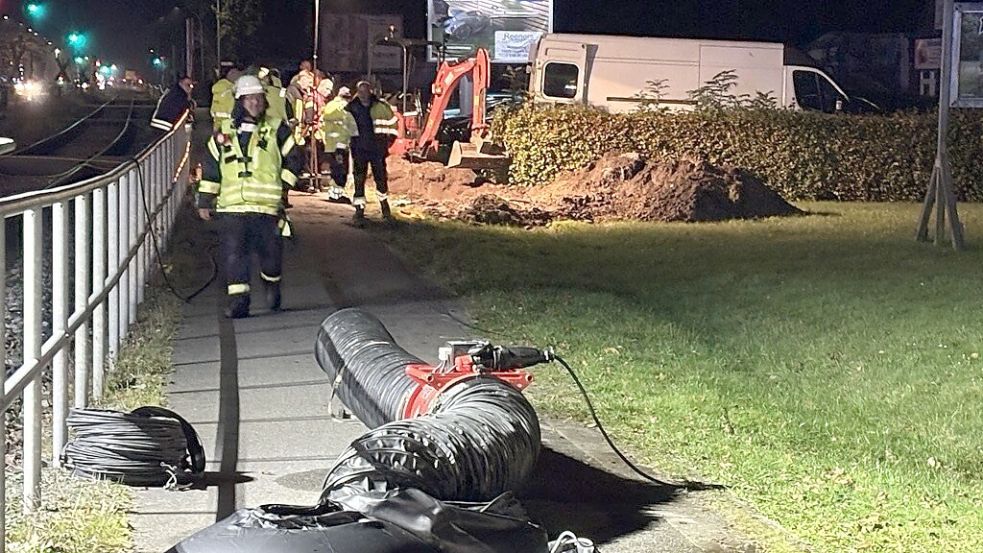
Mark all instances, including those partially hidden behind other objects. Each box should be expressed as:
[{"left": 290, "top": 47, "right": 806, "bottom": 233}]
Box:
[
  {"left": 234, "top": 75, "right": 265, "bottom": 98},
  {"left": 317, "top": 77, "right": 334, "bottom": 98}
]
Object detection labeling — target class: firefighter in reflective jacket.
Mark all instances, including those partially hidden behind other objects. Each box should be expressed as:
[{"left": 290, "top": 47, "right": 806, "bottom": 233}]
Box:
[
  {"left": 210, "top": 67, "right": 240, "bottom": 131},
  {"left": 320, "top": 86, "right": 358, "bottom": 201},
  {"left": 197, "top": 75, "right": 303, "bottom": 319},
  {"left": 150, "top": 76, "right": 194, "bottom": 132},
  {"left": 259, "top": 66, "right": 289, "bottom": 124},
  {"left": 346, "top": 81, "right": 398, "bottom": 224}
]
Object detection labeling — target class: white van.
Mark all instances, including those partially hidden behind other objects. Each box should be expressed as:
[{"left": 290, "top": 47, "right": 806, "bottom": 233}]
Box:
[{"left": 528, "top": 33, "right": 856, "bottom": 114}]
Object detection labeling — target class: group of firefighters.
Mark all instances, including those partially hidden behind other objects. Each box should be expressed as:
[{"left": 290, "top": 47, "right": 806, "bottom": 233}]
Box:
[{"left": 184, "top": 60, "right": 401, "bottom": 318}]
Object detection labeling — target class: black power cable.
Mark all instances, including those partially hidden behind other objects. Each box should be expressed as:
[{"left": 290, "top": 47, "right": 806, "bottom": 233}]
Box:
[
  {"left": 132, "top": 156, "right": 217, "bottom": 303},
  {"left": 61, "top": 407, "right": 205, "bottom": 487},
  {"left": 552, "top": 354, "right": 689, "bottom": 489}
]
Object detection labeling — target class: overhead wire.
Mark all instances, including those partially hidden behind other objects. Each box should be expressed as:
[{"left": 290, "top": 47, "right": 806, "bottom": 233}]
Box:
[{"left": 45, "top": 98, "right": 138, "bottom": 188}]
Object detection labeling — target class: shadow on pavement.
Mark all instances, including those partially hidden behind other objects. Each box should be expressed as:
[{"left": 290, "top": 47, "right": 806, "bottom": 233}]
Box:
[{"left": 520, "top": 447, "right": 678, "bottom": 546}]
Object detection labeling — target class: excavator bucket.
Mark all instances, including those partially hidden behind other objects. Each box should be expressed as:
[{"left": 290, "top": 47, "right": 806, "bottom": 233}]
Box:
[{"left": 447, "top": 137, "right": 509, "bottom": 170}]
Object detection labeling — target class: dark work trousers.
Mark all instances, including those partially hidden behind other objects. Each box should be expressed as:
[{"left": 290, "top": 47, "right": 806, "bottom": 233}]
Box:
[
  {"left": 219, "top": 213, "right": 283, "bottom": 304},
  {"left": 352, "top": 154, "right": 388, "bottom": 204},
  {"left": 327, "top": 148, "right": 350, "bottom": 188}
]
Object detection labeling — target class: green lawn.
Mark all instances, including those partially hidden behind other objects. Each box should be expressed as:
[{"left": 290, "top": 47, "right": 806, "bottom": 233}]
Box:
[{"left": 381, "top": 202, "right": 983, "bottom": 553}]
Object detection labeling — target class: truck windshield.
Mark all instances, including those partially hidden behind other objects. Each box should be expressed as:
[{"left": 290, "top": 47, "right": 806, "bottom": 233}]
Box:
[{"left": 543, "top": 62, "right": 579, "bottom": 99}]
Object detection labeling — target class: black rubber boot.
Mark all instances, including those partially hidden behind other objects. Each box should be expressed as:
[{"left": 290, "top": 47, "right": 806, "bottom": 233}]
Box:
[
  {"left": 224, "top": 295, "right": 250, "bottom": 319},
  {"left": 265, "top": 282, "right": 282, "bottom": 311},
  {"left": 380, "top": 200, "right": 392, "bottom": 220}
]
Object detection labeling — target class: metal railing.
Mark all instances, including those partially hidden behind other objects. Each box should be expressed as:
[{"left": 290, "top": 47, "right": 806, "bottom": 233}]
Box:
[{"left": 0, "top": 116, "right": 191, "bottom": 552}]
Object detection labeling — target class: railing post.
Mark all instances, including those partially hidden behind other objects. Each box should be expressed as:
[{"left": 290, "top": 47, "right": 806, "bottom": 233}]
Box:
[
  {"left": 107, "top": 180, "right": 120, "bottom": 359},
  {"left": 136, "top": 165, "right": 146, "bottom": 304},
  {"left": 168, "top": 139, "right": 177, "bottom": 233},
  {"left": 1, "top": 218, "right": 6, "bottom": 551},
  {"left": 92, "top": 188, "right": 107, "bottom": 399},
  {"left": 74, "top": 194, "right": 91, "bottom": 409},
  {"left": 22, "top": 208, "right": 43, "bottom": 512},
  {"left": 159, "top": 151, "right": 168, "bottom": 249},
  {"left": 118, "top": 173, "right": 130, "bottom": 343},
  {"left": 52, "top": 201, "right": 69, "bottom": 467},
  {"left": 140, "top": 159, "right": 151, "bottom": 296},
  {"left": 154, "top": 153, "right": 165, "bottom": 250},
  {"left": 128, "top": 170, "right": 138, "bottom": 325}
]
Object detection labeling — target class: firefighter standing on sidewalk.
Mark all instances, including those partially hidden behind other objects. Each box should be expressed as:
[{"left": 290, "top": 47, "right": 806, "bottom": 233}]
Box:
[
  {"left": 150, "top": 76, "right": 194, "bottom": 132},
  {"left": 259, "top": 66, "right": 290, "bottom": 124},
  {"left": 320, "top": 86, "right": 357, "bottom": 201},
  {"left": 346, "top": 81, "right": 398, "bottom": 224},
  {"left": 197, "top": 75, "right": 303, "bottom": 319},
  {"left": 210, "top": 66, "right": 241, "bottom": 131}
]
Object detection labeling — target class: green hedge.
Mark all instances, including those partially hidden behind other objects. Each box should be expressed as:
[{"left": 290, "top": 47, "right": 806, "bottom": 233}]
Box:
[{"left": 493, "top": 105, "right": 983, "bottom": 201}]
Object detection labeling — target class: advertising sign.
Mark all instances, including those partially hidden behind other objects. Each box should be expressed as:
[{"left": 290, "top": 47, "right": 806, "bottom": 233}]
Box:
[
  {"left": 951, "top": 3, "right": 983, "bottom": 107},
  {"left": 428, "top": 0, "right": 554, "bottom": 63},
  {"left": 915, "top": 38, "right": 943, "bottom": 70},
  {"left": 321, "top": 14, "right": 403, "bottom": 74}
]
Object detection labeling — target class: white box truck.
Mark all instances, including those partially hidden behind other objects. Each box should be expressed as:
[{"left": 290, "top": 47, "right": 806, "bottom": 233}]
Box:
[{"left": 528, "top": 33, "right": 859, "bottom": 113}]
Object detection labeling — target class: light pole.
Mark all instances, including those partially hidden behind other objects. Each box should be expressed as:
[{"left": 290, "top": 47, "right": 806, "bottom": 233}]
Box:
[{"left": 215, "top": 0, "right": 221, "bottom": 65}]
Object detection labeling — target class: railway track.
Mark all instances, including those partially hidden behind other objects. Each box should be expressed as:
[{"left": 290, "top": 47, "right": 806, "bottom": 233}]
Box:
[{"left": 0, "top": 94, "right": 160, "bottom": 197}]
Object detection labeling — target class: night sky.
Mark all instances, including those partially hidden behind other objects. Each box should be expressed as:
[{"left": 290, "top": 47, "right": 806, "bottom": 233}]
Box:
[{"left": 4, "top": 0, "right": 934, "bottom": 75}]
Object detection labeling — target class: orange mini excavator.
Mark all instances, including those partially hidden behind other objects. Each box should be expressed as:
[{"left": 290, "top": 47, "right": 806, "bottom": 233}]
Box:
[{"left": 389, "top": 47, "right": 508, "bottom": 170}]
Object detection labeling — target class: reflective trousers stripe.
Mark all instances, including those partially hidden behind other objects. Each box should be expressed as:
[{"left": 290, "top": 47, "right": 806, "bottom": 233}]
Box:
[{"left": 228, "top": 283, "right": 250, "bottom": 295}]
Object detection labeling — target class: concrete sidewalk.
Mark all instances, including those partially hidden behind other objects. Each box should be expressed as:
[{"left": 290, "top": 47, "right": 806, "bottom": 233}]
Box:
[{"left": 129, "top": 194, "right": 758, "bottom": 553}]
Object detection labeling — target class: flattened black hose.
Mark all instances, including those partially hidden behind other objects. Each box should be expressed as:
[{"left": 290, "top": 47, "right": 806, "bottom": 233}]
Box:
[{"left": 315, "top": 308, "right": 541, "bottom": 504}]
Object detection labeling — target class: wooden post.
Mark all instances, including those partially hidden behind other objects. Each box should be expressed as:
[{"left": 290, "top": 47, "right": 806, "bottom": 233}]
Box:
[{"left": 916, "top": 0, "right": 966, "bottom": 250}]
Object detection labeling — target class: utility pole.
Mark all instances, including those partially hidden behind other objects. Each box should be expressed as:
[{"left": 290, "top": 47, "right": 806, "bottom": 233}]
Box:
[
  {"left": 215, "top": 0, "right": 221, "bottom": 66},
  {"left": 915, "top": 0, "right": 964, "bottom": 250},
  {"left": 313, "top": 0, "right": 320, "bottom": 71},
  {"left": 186, "top": 18, "right": 194, "bottom": 80}
]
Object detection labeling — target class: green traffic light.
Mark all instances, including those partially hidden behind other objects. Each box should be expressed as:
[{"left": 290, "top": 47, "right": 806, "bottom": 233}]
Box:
[
  {"left": 26, "top": 3, "right": 46, "bottom": 19},
  {"left": 67, "top": 31, "right": 88, "bottom": 50}
]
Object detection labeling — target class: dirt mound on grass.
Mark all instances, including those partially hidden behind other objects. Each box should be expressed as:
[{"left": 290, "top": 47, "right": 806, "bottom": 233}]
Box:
[
  {"left": 530, "top": 152, "right": 803, "bottom": 223},
  {"left": 388, "top": 152, "right": 801, "bottom": 226},
  {"left": 387, "top": 157, "right": 495, "bottom": 204}
]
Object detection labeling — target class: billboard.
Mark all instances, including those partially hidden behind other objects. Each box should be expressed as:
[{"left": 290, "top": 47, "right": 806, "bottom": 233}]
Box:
[
  {"left": 428, "top": 0, "right": 554, "bottom": 63},
  {"left": 951, "top": 3, "right": 983, "bottom": 107},
  {"left": 915, "top": 38, "right": 943, "bottom": 70},
  {"left": 320, "top": 14, "right": 404, "bottom": 74}
]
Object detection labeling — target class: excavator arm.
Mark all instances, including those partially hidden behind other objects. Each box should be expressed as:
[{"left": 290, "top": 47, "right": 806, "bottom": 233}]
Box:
[{"left": 415, "top": 48, "right": 491, "bottom": 156}]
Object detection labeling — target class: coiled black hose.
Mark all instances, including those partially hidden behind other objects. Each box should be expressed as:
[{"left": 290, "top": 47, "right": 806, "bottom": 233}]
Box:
[
  {"left": 315, "top": 308, "right": 541, "bottom": 503},
  {"left": 61, "top": 407, "right": 205, "bottom": 487}
]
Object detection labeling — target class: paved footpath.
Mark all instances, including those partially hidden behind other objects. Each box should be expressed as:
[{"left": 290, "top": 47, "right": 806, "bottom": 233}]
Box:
[{"left": 129, "top": 194, "right": 759, "bottom": 553}]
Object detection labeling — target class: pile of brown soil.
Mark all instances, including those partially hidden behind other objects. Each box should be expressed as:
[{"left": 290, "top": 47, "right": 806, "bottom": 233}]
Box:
[
  {"left": 387, "top": 157, "right": 496, "bottom": 205},
  {"left": 388, "top": 152, "right": 801, "bottom": 226},
  {"left": 458, "top": 194, "right": 553, "bottom": 227},
  {"left": 529, "top": 152, "right": 802, "bottom": 223}
]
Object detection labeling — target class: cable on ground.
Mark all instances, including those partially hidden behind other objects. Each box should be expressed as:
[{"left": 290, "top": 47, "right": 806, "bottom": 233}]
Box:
[
  {"left": 133, "top": 156, "right": 217, "bottom": 303},
  {"left": 61, "top": 406, "right": 205, "bottom": 488}
]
